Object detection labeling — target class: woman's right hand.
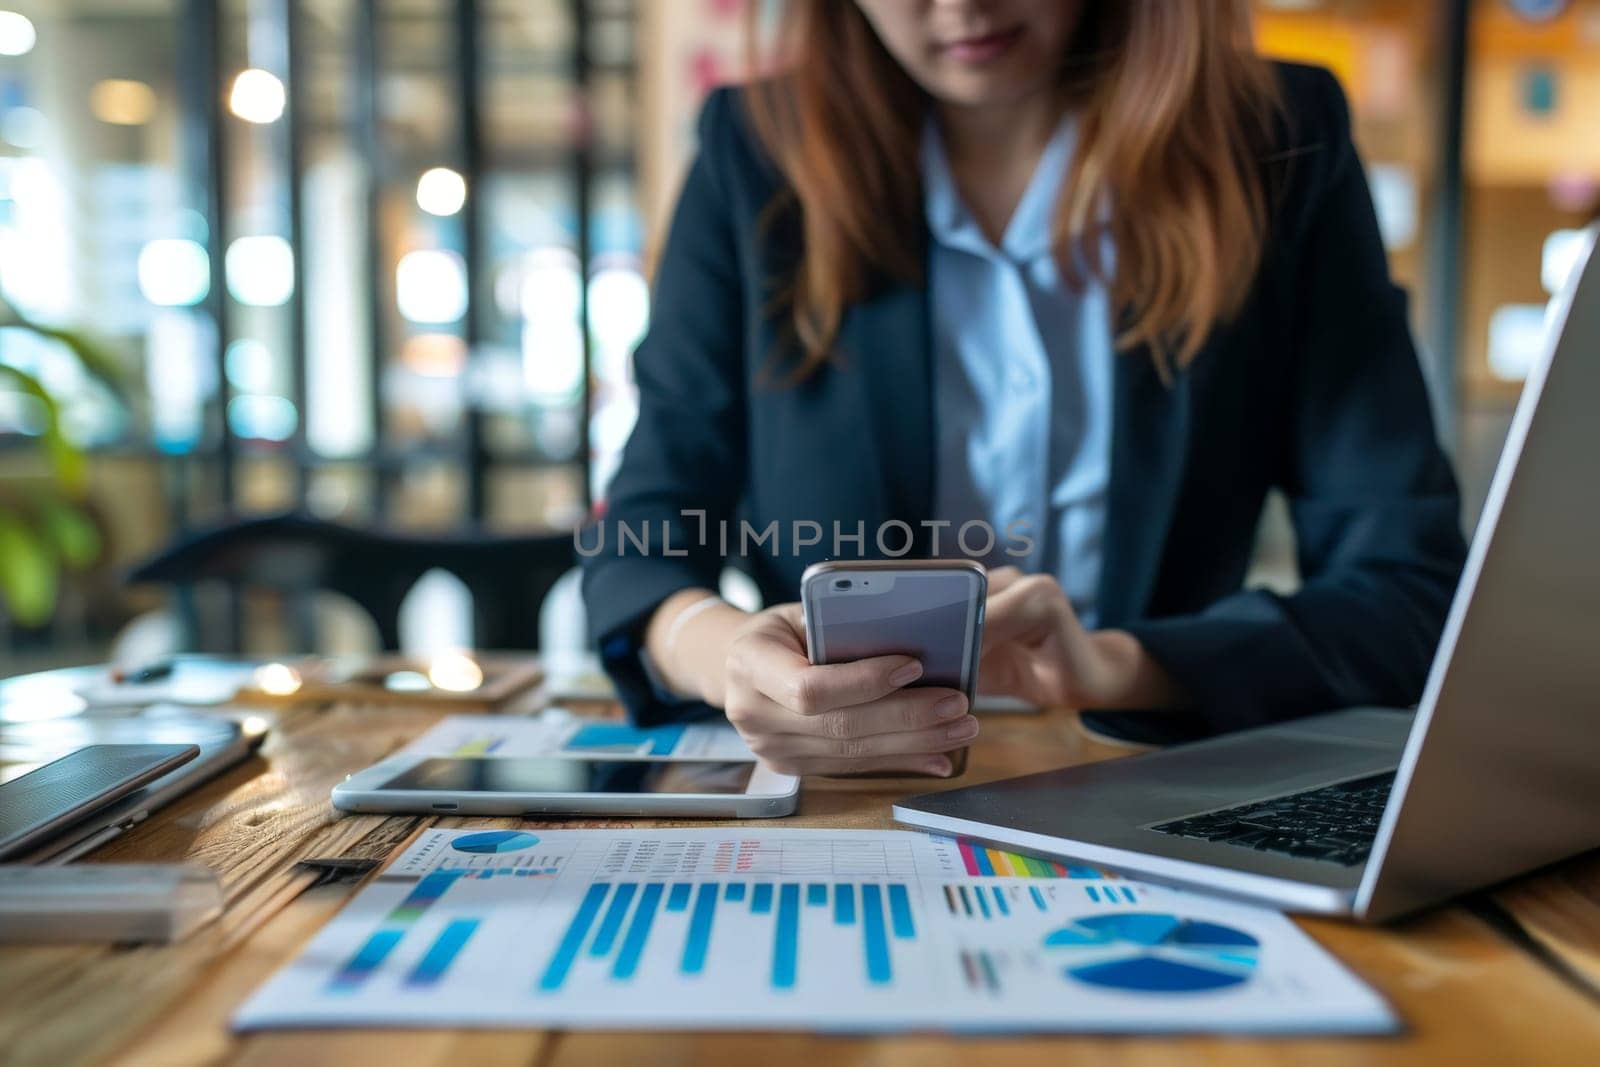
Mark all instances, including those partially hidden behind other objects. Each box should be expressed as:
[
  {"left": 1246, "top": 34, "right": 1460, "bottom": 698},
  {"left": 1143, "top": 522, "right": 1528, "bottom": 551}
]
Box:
[{"left": 721, "top": 603, "right": 978, "bottom": 777}]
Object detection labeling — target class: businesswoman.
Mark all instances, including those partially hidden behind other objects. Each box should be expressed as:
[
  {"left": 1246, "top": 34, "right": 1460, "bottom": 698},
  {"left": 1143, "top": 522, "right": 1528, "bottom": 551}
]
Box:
[{"left": 581, "top": 0, "right": 1466, "bottom": 776}]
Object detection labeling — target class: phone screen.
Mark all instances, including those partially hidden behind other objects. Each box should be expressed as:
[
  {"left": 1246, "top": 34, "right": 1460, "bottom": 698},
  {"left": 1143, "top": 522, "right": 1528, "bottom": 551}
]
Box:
[
  {"left": 809, "top": 572, "right": 979, "bottom": 690},
  {"left": 379, "top": 758, "right": 757, "bottom": 795}
]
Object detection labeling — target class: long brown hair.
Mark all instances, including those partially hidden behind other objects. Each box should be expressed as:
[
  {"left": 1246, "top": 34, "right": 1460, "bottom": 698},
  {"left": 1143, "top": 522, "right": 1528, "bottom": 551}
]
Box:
[{"left": 745, "top": 2, "right": 1281, "bottom": 377}]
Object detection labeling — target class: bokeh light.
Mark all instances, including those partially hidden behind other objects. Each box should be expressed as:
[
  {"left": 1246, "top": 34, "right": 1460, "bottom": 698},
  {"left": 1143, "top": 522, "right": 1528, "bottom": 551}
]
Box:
[
  {"left": 0, "top": 11, "right": 36, "bottom": 56},
  {"left": 225, "top": 235, "right": 295, "bottom": 306},
  {"left": 137, "top": 238, "right": 211, "bottom": 307},
  {"left": 90, "top": 79, "right": 158, "bottom": 126},
  {"left": 396, "top": 249, "right": 468, "bottom": 324},
  {"left": 416, "top": 167, "right": 467, "bottom": 217},
  {"left": 228, "top": 68, "right": 286, "bottom": 124}
]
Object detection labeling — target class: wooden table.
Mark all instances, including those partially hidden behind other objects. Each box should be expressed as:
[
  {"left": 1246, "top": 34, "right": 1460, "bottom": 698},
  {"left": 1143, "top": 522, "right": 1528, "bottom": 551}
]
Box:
[{"left": 2, "top": 690, "right": 1597, "bottom": 1066}]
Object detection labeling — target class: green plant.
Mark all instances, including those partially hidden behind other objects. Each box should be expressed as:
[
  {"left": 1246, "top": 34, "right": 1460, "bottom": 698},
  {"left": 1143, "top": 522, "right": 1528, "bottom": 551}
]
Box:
[{"left": 0, "top": 295, "right": 125, "bottom": 627}]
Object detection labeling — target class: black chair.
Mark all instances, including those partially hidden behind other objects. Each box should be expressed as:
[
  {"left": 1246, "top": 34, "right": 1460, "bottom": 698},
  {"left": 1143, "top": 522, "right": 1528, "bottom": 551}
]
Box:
[{"left": 127, "top": 513, "right": 577, "bottom": 653}]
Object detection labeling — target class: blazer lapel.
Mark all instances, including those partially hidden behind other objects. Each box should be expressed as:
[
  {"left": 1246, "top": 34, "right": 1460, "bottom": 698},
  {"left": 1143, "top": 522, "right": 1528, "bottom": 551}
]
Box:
[{"left": 1098, "top": 345, "right": 1192, "bottom": 626}]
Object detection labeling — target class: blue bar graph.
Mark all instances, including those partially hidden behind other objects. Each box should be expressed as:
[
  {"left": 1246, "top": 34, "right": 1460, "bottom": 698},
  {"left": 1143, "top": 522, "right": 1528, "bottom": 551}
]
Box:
[
  {"left": 773, "top": 884, "right": 800, "bottom": 989},
  {"left": 992, "top": 886, "right": 1010, "bottom": 915},
  {"left": 330, "top": 929, "right": 404, "bottom": 991},
  {"left": 613, "top": 883, "right": 663, "bottom": 979},
  {"left": 681, "top": 883, "right": 718, "bottom": 975},
  {"left": 405, "top": 918, "right": 479, "bottom": 987},
  {"left": 537, "top": 882, "right": 610, "bottom": 992},
  {"left": 389, "top": 869, "right": 466, "bottom": 922},
  {"left": 590, "top": 882, "right": 636, "bottom": 957},
  {"left": 887, "top": 885, "right": 915, "bottom": 939},
  {"left": 861, "top": 884, "right": 891, "bottom": 985},
  {"left": 332, "top": 866, "right": 474, "bottom": 991},
  {"left": 834, "top": 883, "right": 856, "bottom": 925},
  {"left": 537, "top": 878, "right": 917, "bottom": 994}
]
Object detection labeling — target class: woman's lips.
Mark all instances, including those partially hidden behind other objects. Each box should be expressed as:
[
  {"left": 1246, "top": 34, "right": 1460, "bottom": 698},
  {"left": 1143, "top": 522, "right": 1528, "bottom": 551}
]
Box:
[{"left": 939, "top": 27, "right": 1024, "bottom": 64}]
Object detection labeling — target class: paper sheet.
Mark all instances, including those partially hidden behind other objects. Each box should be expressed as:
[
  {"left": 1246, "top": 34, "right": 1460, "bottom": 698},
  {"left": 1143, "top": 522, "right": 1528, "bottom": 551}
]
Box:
[
  {"left": 235, "top": 828, "right": 1394, "bottom": 1034},
  {"left": 398, "top": 712, "right": 756, "bottom": 762}
]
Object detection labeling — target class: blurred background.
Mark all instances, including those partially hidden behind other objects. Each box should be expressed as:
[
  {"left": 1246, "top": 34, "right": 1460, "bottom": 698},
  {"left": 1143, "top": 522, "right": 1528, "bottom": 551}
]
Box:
[{"left": 0, "top": 0, "right": 1596, "bottom": 673}]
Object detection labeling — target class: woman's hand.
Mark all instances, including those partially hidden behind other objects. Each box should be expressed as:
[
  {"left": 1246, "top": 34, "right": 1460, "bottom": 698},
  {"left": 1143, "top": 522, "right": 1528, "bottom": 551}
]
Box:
[
  {"left": 980, "top": 567, "right": 1188, "bottom": 711},
  {"left": 721, "top": 604, "right": 977, "bottom": 777}
]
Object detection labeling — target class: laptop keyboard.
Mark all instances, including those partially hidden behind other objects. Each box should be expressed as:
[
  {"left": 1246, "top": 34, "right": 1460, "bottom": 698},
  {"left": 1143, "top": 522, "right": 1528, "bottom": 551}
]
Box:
[{"left": 1149, "top": 771, "right": 1396, "bottom": 867}]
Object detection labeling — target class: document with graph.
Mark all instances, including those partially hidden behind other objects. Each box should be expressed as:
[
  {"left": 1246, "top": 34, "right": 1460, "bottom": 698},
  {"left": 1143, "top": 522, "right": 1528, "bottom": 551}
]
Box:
[
  {"left": 397, "top": 712, "right": 755, "bottom": 762},
  {"left": 234, "top": 828, "right": 1394, "bottom": 1034}
]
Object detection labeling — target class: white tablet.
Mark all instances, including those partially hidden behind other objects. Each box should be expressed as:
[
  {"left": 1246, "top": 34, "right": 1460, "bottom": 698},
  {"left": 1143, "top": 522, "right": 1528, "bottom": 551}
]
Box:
[{"left": 331, "top": 754, "right": 799, "bottom": 818}]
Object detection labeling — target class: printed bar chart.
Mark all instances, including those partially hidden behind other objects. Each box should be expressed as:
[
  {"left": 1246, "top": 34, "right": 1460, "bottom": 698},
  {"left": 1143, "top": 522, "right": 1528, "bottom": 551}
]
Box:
[
  {"left": 240, "top": 828, "right": 1399, "bottom": 1035},
  {"left": 537, "top": 879, "right": 922, "bottom": 993}
]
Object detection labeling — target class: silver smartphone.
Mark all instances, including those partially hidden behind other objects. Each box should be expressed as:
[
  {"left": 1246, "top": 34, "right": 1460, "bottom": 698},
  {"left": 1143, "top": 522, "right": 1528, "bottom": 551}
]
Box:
[
  {"left": 331, "top": 755, "right": 799, "bottom": 818},
  {"left": 800, "top": 560, "right": 987, "bottom": 776}
]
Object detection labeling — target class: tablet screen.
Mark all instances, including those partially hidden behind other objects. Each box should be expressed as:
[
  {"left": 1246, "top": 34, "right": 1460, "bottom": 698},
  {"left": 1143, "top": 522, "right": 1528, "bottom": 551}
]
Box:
[{"left": 379, "top": 757, "right": 756, "bottom": 795}]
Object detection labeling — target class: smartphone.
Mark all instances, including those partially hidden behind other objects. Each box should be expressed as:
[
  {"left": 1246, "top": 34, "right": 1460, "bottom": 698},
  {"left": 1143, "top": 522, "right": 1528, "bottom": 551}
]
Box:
[
  {"left": 331, "top": 755, "right": 799, "bottom": 818},
  {"left": 0, "top": 744, "right": 201, "bottom": 860},
  {"left": 800, "top": 559, "right": 986, "bottom": 776}
]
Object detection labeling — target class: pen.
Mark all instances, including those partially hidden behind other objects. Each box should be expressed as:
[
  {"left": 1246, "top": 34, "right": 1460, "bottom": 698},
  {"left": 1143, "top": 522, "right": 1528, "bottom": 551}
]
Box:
[{"left": 111, "top": 660, "right": 176, "bottom": 685}]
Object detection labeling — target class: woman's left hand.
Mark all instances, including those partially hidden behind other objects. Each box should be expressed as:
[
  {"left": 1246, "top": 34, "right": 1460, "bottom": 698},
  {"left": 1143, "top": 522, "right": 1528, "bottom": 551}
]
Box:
[{"left": 979, "top": 567, "right": 1188, "bottom": 711}]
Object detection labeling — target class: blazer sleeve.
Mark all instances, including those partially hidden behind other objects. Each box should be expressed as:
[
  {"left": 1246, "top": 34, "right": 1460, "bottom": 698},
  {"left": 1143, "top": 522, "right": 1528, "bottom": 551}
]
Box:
[
  {"left": 580, "top": 89, "right": 749, "bottom": 725},
  {"left": 1124, "top": 69, "right": 1468, "bottom": 733}
]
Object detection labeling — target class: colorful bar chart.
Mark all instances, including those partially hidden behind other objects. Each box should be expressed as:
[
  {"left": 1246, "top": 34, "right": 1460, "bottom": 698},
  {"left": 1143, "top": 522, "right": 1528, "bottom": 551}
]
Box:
[
  {"left": 536, "top": 880, "right": 921, "bottom": 994},
  {"left": 240, "top": 829, "right": 1399, "bottom": 1035},
  {"left": 955, "top": 839, "right": 1103, "bottom": 879}
]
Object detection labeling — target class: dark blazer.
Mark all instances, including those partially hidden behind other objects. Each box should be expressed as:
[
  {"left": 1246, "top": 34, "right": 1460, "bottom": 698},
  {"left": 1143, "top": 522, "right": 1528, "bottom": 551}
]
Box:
[{"left": 582, "top": 62, "right": 1468, "bottom": 738}]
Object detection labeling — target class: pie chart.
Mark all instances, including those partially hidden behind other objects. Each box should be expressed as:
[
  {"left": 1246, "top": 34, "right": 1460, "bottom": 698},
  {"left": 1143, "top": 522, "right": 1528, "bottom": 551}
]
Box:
[
  {"left": 1042, "top": 912, "right": 1259, "bottom": 993},
  {"left": 451, "top": 830, "right": 541, "bottom": 854}
]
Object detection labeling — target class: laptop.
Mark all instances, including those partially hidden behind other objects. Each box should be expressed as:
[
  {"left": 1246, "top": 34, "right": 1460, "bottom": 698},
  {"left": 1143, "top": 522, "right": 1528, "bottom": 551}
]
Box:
[{"left": 895, "top": 234, "right": 1600, "bottom": 923}]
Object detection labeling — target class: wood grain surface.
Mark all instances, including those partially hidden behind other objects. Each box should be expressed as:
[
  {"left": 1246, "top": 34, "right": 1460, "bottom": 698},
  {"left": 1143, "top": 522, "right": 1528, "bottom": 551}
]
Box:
[{"left": 2, "top": 691, "right": 1596, "bottom": 1067}]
